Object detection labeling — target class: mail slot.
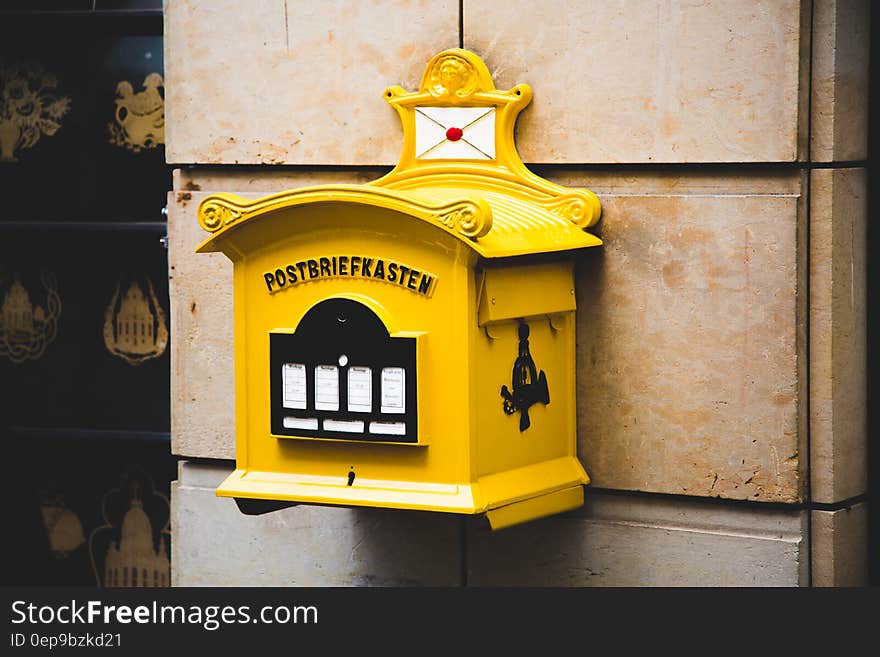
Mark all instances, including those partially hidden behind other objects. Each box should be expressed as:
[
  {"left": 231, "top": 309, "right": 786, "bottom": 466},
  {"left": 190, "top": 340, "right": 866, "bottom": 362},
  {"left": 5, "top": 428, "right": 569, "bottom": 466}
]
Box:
[{"left": 195, "top": 48, "right": 602, "bottom": 529}]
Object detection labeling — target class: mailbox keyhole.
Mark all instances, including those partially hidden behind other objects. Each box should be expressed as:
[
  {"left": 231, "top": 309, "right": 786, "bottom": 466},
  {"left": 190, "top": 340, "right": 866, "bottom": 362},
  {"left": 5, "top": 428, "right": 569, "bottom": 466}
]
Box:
[{"left": 347, "top": 469, "right": 356, "bottom": 486}]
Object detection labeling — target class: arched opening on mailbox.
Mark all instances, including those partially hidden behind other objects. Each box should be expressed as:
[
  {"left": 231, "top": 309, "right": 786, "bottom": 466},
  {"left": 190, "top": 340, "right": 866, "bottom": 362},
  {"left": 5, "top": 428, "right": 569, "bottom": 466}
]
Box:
[{"left": 269, "top": 297, "right": 419, "bottom": 444}]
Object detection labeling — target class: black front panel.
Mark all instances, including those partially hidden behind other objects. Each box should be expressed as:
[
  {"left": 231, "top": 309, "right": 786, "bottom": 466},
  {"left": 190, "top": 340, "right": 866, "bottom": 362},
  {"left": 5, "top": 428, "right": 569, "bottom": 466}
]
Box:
[{"left": 270, "top": 298, "right": 418, "bottom": 444}]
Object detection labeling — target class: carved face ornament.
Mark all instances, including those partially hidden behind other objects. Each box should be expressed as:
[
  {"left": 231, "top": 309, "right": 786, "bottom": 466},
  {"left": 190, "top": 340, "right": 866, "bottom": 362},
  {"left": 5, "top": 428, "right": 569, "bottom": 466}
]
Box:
[{"left": 429, "top": 55, "right": 477, "bottom": 98}]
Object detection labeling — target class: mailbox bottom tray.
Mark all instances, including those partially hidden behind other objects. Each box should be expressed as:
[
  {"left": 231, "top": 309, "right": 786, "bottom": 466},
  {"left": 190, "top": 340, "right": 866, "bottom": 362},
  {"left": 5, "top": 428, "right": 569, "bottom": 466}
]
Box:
[{"left": 215, "top": 456, "right": 589, "bottom": 528}]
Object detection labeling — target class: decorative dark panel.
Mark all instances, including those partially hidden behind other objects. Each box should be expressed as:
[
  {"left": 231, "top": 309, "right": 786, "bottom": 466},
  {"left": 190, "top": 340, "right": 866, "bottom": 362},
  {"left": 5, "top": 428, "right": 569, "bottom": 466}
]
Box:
[
  {"left": 3, "top": 433, "right": 175, "bottom": 586},
  {"left": 0, "top": 14, "right": 168, "bottom": 222},
  {"left": 0, "top": 226, "right": 170, "bottom": 431},
  {"left": 0, "top": 33, "right": 90, "bottom": 219},
  {"left": 0, "top": 8, "right": 174, "bottom": 588},
  {"left": 88, "top": 35, "right": 168, "bottom": 220}
]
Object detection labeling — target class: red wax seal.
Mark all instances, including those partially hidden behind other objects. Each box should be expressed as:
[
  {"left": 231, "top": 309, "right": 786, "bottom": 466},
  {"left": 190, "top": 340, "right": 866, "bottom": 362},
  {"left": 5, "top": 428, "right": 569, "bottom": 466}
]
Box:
[{"left": 445, "top": 127, "right": 463, "bottom": 142}]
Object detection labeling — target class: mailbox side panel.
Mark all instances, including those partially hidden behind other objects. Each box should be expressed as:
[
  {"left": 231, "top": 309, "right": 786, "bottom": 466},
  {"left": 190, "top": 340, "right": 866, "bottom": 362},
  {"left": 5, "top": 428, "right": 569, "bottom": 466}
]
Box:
[{"left": 469, "top": 260, "right": 586, "bottom": 517}]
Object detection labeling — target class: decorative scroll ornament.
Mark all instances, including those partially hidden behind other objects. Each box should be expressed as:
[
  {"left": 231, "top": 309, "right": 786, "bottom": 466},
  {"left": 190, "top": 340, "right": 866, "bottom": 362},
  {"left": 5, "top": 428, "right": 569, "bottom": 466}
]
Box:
[
  {"left": 436, "top": 199, "right": 491, "bottom": 238},
  {"left": 108, "top": 73, "right": 165, "bottom": 153},
  {"left": 103, "top": 277, "right": 168, "bottom": 365},
  {"left": 198, "top": 189, "right": 493, "bottom": 241},
  {"left": 199, "top": 197, "right": 243, "bottom": 233},
  {"left": 0, "top": 59, "right": 71, "bottom": 162},
  {"left": 539, "top": 192, "right": 602, "bottom": 229},
  {"left": 0, "top": 271, "right": 61, "bottom": 363},
  {"left": 89, "top": 473, "right": 170, "bottom": 588}
]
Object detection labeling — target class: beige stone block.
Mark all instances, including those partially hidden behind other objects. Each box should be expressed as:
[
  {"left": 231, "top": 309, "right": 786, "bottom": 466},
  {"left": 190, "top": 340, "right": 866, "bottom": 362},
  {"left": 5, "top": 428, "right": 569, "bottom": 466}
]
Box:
[
  {"left": 168, "top": 190, "right": 233, "bottom": 460},
  {"left": 563, "top": 171, "right": 804, "bottom": 502},
  {"left": 465, "top": 0, "right": 805, "bottom": 163},
  {"left": 169, "top": 168, "right": 383, "bottom": 459},
  {"left": 809, "top": 168, "right": 867, "bottom": 502},
  {"left": 811, "top": 0, "right": 870, "bottom": 162},
  {"left": 467, "top": 492, "right": 808, "bottom": 586},
  {"left": 811, "top": 503, "right": 868, "bottom": 586},
  {"left": 171, "top": 461, "right": 462, "bottom": 586},
  {"left": 164, "top": 0, "right": 458, "bottom": 165}
]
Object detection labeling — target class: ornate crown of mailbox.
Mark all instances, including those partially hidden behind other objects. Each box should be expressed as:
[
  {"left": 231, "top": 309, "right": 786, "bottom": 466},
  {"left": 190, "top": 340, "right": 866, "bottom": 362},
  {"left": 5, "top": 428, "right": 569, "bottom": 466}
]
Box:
[{"left": 195, "top": 49, "right": 602, "bottom": 530}]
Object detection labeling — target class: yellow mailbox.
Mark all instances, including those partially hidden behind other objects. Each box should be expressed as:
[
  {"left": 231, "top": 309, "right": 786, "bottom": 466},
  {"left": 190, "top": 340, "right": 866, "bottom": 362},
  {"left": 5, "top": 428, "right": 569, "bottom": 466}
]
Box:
[{"left": 195, "top": 49, "right": 602, "bottom": 529}]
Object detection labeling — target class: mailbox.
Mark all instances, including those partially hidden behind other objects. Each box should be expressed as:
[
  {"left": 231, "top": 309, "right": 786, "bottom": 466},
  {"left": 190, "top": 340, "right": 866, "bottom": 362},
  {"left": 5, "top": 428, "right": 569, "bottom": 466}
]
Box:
[{"left": 195, "top": 49, "right": 602, "bottom": 530}]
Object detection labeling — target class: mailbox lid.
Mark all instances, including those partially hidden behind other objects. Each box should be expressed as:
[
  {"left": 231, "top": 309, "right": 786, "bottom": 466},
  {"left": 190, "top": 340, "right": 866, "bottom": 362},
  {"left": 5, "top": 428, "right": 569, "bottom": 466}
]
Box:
[
  {"left": 477, "top": 260, "right": 576, "bottom": 326},
  {"left": 195, "top": 182, "right": 601, "bottom": 261},
  {"left": 399, "top": 186, "right": 603, "bottom": 258}
]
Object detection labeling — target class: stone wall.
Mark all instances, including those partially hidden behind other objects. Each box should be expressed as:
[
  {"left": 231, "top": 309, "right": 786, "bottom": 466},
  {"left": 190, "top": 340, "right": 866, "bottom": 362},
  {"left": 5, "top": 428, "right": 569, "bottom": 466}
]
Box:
[{"left": 165, "top": 0, "right": 869, "bottom": 586}]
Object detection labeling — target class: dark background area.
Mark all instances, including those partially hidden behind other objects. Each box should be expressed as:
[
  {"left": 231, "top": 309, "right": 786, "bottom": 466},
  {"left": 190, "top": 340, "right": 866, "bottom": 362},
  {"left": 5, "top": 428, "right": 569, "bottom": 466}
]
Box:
[
  {"left": 867, "top": 2, "right": 878, "bottom": 586},
  {"left": 0, "top": 1, "right": 176, "bottom": 587}
]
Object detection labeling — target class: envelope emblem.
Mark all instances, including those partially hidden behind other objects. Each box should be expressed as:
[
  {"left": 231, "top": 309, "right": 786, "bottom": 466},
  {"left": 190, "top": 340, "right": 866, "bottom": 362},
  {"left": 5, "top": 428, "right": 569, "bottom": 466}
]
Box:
[{"left": 415, "top": 106, "right": 495, "bottom": 160}]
